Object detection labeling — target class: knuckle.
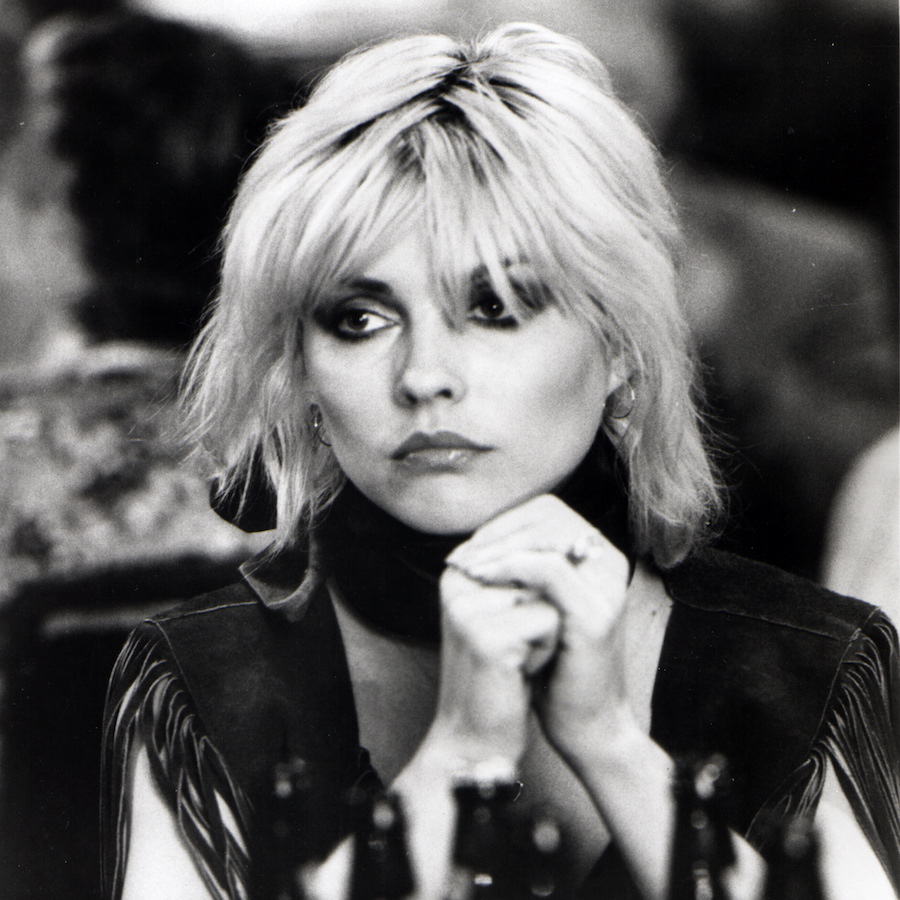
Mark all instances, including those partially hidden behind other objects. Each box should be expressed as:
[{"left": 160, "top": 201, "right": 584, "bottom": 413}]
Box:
[
  {"left": 441, "top": 591, "right": 479, "bottom": 626},
  {"left": 532, "top": 604, "right": 561, "bottom": 632},
  {"left": 534, "top": 493, "right": 563, "bottom": 514}
]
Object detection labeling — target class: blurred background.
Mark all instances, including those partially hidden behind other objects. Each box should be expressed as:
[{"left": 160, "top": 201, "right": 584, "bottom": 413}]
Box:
[{"left": 0, "top": 0, "right": 896, "bottom": 896}]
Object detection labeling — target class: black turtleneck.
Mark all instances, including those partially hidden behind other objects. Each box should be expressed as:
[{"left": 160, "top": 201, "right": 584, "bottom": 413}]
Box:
[{"left": 315, "top": 434, "right": 633, "bottom": 643}]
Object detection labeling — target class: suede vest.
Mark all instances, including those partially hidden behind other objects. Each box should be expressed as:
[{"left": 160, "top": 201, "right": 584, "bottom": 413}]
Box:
[{"left": 103, "top": 549, "right": 899, "bottom": 897}]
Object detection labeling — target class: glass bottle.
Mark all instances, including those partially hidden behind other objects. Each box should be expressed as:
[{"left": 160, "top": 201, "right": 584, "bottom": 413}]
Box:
[
  {"left": 347, "top": 790, "right": 416, "bottom": 900},
  {"left": 761, "top": 815, "right": 825, "bottom": 900},
  {"left": 445, "top": 762, "right": 520, "bottom": 900},
  {"left": 251, "top": 754, "right": 316, "bottom": 900},
  {"left": 517, "top": 809, "right": 564, "bottom": 900},
  {"left": 667, "top": 754, "right": 734, "bottom": 900}
]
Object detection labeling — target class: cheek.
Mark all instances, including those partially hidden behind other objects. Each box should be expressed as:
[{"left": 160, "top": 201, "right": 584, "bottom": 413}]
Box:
[
  {"left": 512, "top": 337, "right": 608, "bottom": 433},
  {"left": 303, "top": 336, "right": 347, "bottom": 406},
  {"left": 311, "top": 376, "right": 366, "bottom": 433},
  {"left": 303, "top": 348, "right": 383, "bottom": 443}
]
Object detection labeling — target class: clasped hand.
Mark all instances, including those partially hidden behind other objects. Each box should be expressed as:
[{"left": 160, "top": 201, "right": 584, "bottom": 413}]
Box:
[{"left": 429, "top": 494, "right": 632, "bottom": 769}]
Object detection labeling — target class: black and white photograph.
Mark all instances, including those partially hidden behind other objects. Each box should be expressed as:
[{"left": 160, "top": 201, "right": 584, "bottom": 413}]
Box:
[{"left": 0, "top": 1, "right": 897, "bottom": 897}]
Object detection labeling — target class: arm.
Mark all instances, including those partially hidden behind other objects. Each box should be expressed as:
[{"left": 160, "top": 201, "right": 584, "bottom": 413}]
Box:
[
  {"left": 447, "top": 494, "right": 897, "bottom": 900},
  {"left": 561, "top": 708, "right": 894, "bottom": 899},
  {"left": 121, "top": 743, "right": 219, "bottom": 900},
  {"left": 102, "top": 628, "right": 251, "bottom": 900},
  {"left": 307, "top": 566, "right": 558, "bottom": 900},
  {"left": 557, "top": 714, "right": 765, "bottom": 900},
  {"left": 815, "top": 760, "right": 896, "bottom": 899}
]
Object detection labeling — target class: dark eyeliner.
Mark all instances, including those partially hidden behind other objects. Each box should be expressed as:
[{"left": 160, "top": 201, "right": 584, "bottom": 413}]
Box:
[
  {"left": 468, "top": 282, "right": 519, "bottom": 328},
  {"left": 311, "top": 277, "right": 399, "bottom": 339},
  {"left": 473, "top": 314, "right": 518, "bottom": 329},
  {"left": 310, "top": 302, "right": 383, "bottom": 341}
]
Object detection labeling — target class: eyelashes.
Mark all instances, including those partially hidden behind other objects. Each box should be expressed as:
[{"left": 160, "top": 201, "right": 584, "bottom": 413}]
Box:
[
  {"left": 311, "top": 277, "right": 552, "bottom": 341},
  {"left": 468, "top": 278, "right": 550, "bottom": 328},
  {"left": 467, "top": 284, "right": 517, "bottom": 328},
  {"left": 312, "top": 303, "right": 397, "bottom": 341}
]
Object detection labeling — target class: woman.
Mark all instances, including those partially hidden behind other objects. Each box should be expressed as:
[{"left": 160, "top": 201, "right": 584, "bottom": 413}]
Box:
[{"left": 102, "top": 24, "right": 899, "bottom": 900}]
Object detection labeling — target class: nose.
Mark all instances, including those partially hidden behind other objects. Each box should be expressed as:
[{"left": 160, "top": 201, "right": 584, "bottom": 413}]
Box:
[{"left": 393, "top": 316, "right": 466, "bottom": 408}]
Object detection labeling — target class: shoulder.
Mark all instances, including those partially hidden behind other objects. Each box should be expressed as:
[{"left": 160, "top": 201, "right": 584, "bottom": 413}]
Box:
[
  {"left": 145, "top": 580, "right": 263, "bottom": 642},
  {"left": 132, "top": 580, "right": 307, "bottom": 722},
  {"left": 659, "top": 547, "right": 893, "bottom": 722},
  {"left": 664, "top": 547, "right": 882, "bottom": 642},
  {"left": 115, "top": 580, "right": 278, "bottom": 735},
  {"left": 128, "top": 581, "right": 273, "bottom": 687},
  {"left": 115, "top": 577, "right": 357, "bottom": 798},
  {"left": 655, "top": 549, "right": 898, "bottom": 839},
  {"left": 151, "top": 580, "right": 262, "bottom": 623}
]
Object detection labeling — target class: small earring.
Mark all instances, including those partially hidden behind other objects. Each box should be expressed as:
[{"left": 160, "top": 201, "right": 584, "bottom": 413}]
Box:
[
  {"left": 310, "top": 405, "right": 332, "bottom": 447},
  {"left": 604, "top": 382, "right": 636, "bottom": 421}
]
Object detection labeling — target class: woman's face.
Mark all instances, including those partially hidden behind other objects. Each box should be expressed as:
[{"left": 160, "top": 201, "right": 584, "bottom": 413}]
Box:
[{"left": 302, "top": 227, "right": 615, "bottom": 534}]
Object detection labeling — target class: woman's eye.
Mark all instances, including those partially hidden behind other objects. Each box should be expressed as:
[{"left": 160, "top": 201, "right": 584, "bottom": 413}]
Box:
[
  {"left": 332, "top": 306, "right": 395, "bottom": 339},
  {"left": 469, "top": 290, "right": 517, "bottom": 328}
]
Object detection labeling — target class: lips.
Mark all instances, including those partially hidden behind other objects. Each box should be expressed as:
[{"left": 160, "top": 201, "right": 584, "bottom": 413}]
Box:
[
  {"left": 391, "top": 430, "right": 492, "bottom": 473},
  {"left": 391, "top": 430, "right": 491, "bottom": 459}
]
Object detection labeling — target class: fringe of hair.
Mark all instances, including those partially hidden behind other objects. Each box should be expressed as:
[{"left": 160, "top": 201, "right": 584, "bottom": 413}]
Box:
[{"left": 179, "top": 22, "right": 723, "bottom": 566}]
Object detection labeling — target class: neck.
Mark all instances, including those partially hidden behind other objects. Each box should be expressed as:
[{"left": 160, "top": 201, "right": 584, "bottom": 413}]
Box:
[{"left": 316, "top": 434, "right": 633, "bottom": 643}]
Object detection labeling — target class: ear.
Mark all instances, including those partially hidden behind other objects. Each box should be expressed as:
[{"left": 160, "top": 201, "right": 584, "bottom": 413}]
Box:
[
  {"left": 603, "top": 353, "right": 637, "bottom": 402},
  {"left": 602, "top": 360, "right": 638, "bottom": 438},
  {"left": 302, "top": 384, "right": 319, "bottom": 410}
]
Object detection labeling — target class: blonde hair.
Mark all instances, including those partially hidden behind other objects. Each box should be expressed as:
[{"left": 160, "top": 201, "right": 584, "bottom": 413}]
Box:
[{"left": 182, "top": 22, "right": 721, "bottom": 567}]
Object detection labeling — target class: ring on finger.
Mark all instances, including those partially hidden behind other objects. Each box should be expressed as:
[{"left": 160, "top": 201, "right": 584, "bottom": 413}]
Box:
[{"left": 564, "top": 530, "right": 605, "bottom": 566}]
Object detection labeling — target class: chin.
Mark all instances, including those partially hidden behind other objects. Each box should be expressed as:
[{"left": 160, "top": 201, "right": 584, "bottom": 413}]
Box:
[
  {"left": 383, "top": 486, "right": 526, "bottom": 536},
  {"left": 390, "top": 504, "right": 486, "bottom": 536}
]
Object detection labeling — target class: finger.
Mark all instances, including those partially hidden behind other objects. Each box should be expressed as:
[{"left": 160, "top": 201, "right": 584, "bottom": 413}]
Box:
[
  {"left": 455, "top": 549, "right": 582, "bottom": 599},
  {"left": 441, "top": 571, "right": 543, "bottom": 628},
  {"left": 448, "top": 526, "right": 617, "bottom": 576},
  {"left": 487, "top": 600, "right": 561, "bottom": 673},
  {"left": 442, "top": 591, "right": 560, "bottom": 671},
  {"left": 447, "top": 497, "right": 607, "bottom": 571},
  {"left": 523, "top": 620, "right": 560, "bottom": 676},
  {"left": 442, "top": 585, "right": 549, "bottom": 638},
  {"left": 441, "top": 565, "right": 549, "bottom": 619},
  {"left": 447, "top": 495, "right": 572, "bottom": 562},
  {"left": 461, "top": 539, "right": 628, "bottom": 589},
  {"left": 441, "top": 567, "right": 540, "bottom": 613},
  {"left": 452, "top": 548, "right": 629, "bottom": 628}
]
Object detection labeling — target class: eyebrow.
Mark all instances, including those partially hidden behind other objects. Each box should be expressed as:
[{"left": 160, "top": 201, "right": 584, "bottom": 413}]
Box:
[
  {"left": 346, "top": 258, "right": 529, "bottom": 286},
  {"left": 331, "top": 259, "right": 536, "bottom": 302},
  {"left": 341, "top": 276, "right": 393, "bottom": 297},
  {"left": 475, "top": 257, "right": 528, "bottom": 273}
]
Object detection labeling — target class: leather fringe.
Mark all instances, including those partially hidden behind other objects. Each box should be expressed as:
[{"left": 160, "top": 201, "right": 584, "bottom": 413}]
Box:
[
  {"left": 101, "top": 627, "right": 252, "bottom": 900},
  {"left": 822, "top": 612, "right": 900, "bottom": 892},
  {"left": 746, "top": 609, "right": 899, "bottom": 892}
]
